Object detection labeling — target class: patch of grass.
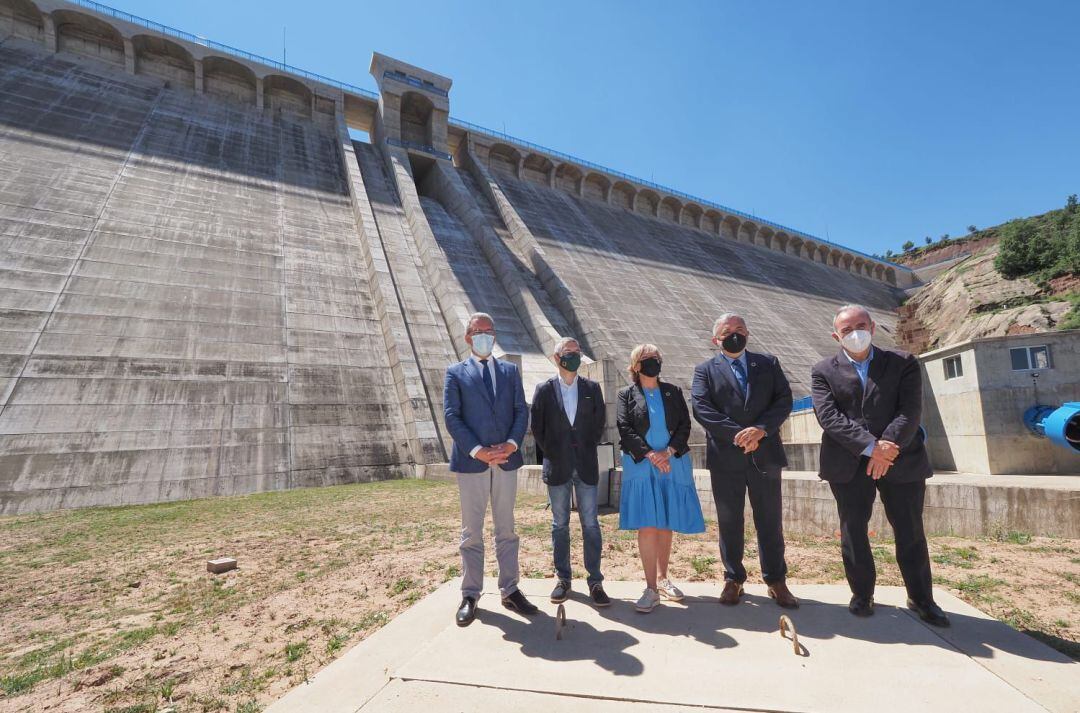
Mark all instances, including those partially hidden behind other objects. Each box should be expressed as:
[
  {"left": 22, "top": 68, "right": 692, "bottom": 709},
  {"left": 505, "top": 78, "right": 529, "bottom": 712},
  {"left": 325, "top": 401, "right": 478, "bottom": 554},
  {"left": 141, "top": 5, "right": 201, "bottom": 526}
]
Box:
[
  {"left": 351, "top": 611, "right": 389, "bottom": 632},
  {"left": 283, "top": 641, "right": 308, "bottom": 663},
  {"left": 951, "top": 574, "right": 1006, "bottom": 601},
  {"left": 871, "top": 546, "right": 897, "bottom": 564},
  {"left": 389, "top": 578, "right": 415, "bottom": 596},
  {"left": 690, "top": 555, "right": 716, "bottom": 576},
  {"left": 103, "top": 705, "right": 154, "bottom": 713},
  {"left": 442, "top": 563, "right": 461, "bottom": 582},
  {"left": 932, "top": 545, "right": 980, "bottom": 568},
  {"left": 326, "top": 633, "right": 349, "bottom": 655},
  {"left": 236, "top": 701, "right": 261, "bottom": 713},
  {"left": 988, "top": 526, "right": 1033, "bottom": 545}
]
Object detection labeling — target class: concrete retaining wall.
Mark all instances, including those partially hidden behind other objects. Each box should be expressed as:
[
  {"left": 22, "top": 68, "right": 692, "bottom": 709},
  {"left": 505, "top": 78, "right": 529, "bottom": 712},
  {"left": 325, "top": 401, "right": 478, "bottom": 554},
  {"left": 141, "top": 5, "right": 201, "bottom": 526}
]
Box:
[{"left": 420, "top": 464, "right": 1080, "bottom": 539}]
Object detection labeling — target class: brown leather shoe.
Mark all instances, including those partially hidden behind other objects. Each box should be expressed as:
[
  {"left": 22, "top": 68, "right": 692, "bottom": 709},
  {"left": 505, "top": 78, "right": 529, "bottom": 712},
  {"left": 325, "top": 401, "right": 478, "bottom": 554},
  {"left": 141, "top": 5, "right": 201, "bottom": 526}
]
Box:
[
  {"left": 719, "top": 581, "right": 743, "bottom": 605},
  {"left": 767, "top": 581, "right": 799, "bottom": 609}
]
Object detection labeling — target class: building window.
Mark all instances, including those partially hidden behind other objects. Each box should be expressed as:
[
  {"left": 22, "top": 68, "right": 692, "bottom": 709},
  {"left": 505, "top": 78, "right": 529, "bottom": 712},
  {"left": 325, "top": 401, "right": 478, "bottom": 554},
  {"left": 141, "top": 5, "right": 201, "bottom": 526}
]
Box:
[
  {"left": 943, "top": 355, "right": 963, "bottom": 380},
  {"left": 1010, "top": 345, "right": 1052, "bottom": 371}
]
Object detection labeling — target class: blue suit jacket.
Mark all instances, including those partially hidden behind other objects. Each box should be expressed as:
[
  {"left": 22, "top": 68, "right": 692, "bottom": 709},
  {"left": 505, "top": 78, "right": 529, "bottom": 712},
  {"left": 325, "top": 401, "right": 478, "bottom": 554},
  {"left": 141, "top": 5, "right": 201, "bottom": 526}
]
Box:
[{"left": 443, "top": 357, "right": 529, "bottom": 473}]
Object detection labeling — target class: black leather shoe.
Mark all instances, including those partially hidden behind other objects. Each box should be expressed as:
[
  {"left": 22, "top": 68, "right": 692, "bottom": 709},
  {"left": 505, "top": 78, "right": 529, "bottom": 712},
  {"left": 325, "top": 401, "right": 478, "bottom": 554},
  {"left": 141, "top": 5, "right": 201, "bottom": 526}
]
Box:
[
  {"left": 590, "top": 583, "right": 611, "bottom": 607},
  {"left": 908, "top": 598, "right": 951, "bottom": 627},
  {"left": 550, "top": 580, "right": 571, "bottom": 603},
  {"left": 456, "top": 596, "right": 477, "bottom": 627},
  {"left": 502, "top": 589, "right": 539, "bottom": 615},
  {"left": 849, "top": 595, "right": 874, "bottom": 617}
]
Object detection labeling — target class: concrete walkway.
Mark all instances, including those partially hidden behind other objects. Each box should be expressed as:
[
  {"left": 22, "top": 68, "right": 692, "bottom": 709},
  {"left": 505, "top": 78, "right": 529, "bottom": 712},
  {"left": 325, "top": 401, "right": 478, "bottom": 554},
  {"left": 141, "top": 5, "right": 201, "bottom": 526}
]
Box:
[{"left": 266, "top": 580, "right": 1078, "bottom": 713}]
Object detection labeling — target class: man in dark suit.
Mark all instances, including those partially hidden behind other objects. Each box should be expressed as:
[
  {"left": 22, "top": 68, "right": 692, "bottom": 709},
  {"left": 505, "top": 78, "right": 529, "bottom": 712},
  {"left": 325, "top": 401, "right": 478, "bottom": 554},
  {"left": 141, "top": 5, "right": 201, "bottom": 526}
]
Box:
[
  {"left": 811, "top": 304, "right": 949, "bottom": 626},
  {"left": 443, "top": 312, "right": 538, "bottom": 627},
  {"left": 691, "top": 313, "right": 798, "bottom": 608},
  {"left": 531, "top": 337, "right": 610, "bottom": 607}
]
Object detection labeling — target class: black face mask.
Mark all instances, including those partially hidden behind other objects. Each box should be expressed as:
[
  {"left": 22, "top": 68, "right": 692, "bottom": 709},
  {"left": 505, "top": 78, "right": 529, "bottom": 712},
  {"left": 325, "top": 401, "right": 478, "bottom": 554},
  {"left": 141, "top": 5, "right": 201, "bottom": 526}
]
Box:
[
  {"left": 558, "top": 352, "right": 582, "bottom": 372},
  {"left": 721, "top": 332, "right": 747, "bottom": 354},
  {"left": 638, "top": 357, "right": 662, "bottom": 378}
]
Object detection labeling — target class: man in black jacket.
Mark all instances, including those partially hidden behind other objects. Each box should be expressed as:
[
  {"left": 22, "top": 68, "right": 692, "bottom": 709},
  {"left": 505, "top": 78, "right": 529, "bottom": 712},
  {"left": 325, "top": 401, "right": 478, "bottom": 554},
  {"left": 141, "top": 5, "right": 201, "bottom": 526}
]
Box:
[
  {"left": 812, "top": 304, "right": 948, "bottom": 626},
  {"left": 531, "top": 337, "right": 610, "bottom": 606},
  {"left": 691, "top": 313, "right": 798, "bottom": 608}
]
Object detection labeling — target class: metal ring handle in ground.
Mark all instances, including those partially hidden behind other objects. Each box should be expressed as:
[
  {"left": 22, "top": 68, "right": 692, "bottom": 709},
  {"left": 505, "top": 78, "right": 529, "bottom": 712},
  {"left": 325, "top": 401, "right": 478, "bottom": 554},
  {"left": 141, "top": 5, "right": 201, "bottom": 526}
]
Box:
[{"left": 779, "top": 614, "right": 799, "bottom": 655}]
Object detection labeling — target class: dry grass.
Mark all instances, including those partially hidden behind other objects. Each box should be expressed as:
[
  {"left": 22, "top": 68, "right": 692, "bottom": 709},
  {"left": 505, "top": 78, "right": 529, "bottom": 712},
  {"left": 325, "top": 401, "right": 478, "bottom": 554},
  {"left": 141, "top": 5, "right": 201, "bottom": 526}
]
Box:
[{"left": 0, "top": 478, "right": 1077, "bottom": 712}]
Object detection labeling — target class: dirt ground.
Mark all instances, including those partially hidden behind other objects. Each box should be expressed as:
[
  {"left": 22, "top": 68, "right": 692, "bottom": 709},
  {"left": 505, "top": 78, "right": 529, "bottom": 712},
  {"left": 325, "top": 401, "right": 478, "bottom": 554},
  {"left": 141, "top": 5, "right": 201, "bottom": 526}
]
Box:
[{"left": 1, "top": 479, "right": 1077, "bottom": 713}]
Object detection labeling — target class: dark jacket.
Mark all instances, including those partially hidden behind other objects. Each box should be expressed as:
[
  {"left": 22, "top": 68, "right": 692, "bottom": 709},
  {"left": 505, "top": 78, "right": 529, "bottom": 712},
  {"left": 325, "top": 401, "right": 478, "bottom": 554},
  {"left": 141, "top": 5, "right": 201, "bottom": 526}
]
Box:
[
  {"left": 691, "top": 350, "right": 793, "bottom": 476},
  {"left": 811, "top": 347, "right": 932, "bottom": 484},
  {"left": 616, "top": 381, "right": 692, "bottom": 464},
  {"left": 531, "top": 375, "right": 606, "bottom": 486}
]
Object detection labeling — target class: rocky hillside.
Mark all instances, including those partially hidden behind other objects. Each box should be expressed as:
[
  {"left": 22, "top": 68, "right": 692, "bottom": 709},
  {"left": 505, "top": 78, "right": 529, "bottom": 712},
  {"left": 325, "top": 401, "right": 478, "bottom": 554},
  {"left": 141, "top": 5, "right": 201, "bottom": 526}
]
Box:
[{"left": 895, "top": 198, "right": 1079, "bottom": 353}]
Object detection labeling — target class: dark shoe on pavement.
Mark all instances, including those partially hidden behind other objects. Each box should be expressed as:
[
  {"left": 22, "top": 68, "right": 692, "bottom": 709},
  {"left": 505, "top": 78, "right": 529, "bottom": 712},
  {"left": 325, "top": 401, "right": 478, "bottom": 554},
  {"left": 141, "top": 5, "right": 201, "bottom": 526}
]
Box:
[
  {"left": 908, "top": 598, "right": 951, "bottom": 627},
  {"left": 590, "top": 583, "right": 611, "bottom": 607},
  {"left": 719, "top": 580, "right": 744, "bottom": 605},
  {"left": 767, "top": 581, "right": 800, "bottom": 609},
  {"left": 849, "top": 595, "right": 874, "bottom": 617},
  {"left": 456, "top": 596, "right": 477, "bottom": 627},
  {"left": 550, "top": 580, "right": 571, "bottom": 603},
  {"left": 502, "top": 589, "right": 539, "bottom": 615}
]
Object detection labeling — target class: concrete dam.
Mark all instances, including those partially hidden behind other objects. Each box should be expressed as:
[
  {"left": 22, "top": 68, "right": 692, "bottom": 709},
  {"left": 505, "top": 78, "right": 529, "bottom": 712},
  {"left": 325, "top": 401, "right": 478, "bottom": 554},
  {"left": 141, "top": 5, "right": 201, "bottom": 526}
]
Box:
[{"left": 0, "top": 0, "right": 915, "bottom": 513}]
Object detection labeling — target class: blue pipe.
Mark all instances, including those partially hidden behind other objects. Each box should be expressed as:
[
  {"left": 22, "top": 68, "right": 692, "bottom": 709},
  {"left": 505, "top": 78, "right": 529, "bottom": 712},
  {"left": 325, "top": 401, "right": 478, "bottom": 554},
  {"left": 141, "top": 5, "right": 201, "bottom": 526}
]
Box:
[{"left": 1023, "top": 402, "right": 1080, "bottom": 453}]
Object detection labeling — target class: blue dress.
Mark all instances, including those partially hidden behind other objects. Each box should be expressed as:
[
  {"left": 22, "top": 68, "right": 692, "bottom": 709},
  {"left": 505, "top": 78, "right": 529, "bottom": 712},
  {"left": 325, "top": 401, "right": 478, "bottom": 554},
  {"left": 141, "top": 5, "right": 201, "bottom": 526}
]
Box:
[{"left": 619, "top": 386, "right": 705, "bottom": 534}]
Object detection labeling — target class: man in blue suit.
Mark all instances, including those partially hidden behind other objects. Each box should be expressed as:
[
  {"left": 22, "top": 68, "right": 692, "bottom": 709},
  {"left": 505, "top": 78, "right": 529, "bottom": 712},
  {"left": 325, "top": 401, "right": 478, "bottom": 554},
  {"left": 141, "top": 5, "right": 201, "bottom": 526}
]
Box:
[
  {"left": 691, "top": 313, "right": 798, "bottom": 608},
  {"left": 443, "top": 312, "right": 537, "bottom": 626}
]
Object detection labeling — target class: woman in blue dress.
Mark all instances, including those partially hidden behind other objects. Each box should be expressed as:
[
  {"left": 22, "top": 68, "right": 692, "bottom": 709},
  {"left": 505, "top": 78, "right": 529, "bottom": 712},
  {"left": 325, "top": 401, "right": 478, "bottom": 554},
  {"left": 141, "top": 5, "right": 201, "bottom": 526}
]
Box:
[{"left": 616, "top": 344, "right": 705, "bottom": 612}]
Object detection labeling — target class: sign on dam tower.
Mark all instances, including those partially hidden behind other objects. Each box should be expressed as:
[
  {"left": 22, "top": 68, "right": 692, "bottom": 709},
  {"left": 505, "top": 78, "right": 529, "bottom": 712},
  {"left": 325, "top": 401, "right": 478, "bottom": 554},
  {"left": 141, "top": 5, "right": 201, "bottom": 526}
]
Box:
[{"left": 369, "top": 52, "right": 453, "bottom": 162}]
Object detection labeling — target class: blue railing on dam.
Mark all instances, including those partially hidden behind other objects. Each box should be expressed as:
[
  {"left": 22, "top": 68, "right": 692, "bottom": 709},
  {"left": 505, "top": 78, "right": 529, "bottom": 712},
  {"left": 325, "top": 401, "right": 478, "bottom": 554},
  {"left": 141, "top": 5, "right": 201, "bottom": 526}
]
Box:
[
  {"left": 792, "top": 396, "right": 814, "bottom": 413},
  {"left": 67, "top": 0, "right": 906, "bottom": 272}
]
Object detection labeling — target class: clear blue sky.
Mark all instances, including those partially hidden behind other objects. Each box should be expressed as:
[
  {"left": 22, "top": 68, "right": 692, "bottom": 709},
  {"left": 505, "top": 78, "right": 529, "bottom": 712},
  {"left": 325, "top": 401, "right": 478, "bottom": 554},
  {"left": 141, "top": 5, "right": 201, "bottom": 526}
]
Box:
[{"left": 123, "top": 0, "right": 1078, "bottom": 257}]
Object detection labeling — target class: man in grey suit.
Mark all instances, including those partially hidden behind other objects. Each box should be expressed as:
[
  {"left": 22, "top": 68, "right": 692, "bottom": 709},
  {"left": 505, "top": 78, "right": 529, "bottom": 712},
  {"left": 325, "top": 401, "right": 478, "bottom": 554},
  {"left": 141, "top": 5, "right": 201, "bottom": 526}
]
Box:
[{"left": 443, "top": 312, "right": 538, "bottom": 626}]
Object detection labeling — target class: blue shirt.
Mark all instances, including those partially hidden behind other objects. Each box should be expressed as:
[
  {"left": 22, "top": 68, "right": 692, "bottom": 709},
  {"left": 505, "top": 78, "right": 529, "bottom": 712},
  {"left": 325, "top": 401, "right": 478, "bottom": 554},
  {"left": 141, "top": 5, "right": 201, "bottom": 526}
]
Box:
[
  {"left": 719, "top": 351, "right": 749, "bottom": 393},
  {"left": 843, "top": 347, "right": 876, "bottom": 457},
  {"left": 558, "top": 375, "right": 578, "bottom": 426}
]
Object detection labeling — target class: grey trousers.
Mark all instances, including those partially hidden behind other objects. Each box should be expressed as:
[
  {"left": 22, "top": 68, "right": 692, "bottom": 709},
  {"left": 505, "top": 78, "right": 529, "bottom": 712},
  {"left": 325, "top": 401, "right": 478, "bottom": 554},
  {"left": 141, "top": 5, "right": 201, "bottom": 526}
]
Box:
[{"left": 456, "top": 467, "right": 520, "bottom": 599}]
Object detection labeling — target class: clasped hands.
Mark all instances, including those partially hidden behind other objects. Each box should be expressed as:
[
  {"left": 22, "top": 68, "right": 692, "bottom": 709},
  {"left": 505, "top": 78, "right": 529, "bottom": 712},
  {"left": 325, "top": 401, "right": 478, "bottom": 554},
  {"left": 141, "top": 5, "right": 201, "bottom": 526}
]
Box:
[
  {"left": 733, "top": 426, "right": 766, "bottom": 454},
  {"left": 475, "top": 442, "right": 518, "bottom": 465},
  {"left": 867, "top": 439, "right": 900, "bottom": 479},
  {"left": 646, "top": 447, "right": 674, "bottom": 474}
]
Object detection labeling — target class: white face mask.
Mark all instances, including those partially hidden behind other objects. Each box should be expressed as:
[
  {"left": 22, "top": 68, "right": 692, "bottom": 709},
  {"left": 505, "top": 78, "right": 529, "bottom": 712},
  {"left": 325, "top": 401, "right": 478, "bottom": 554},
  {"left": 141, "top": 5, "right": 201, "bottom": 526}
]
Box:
[
  {"left": 471, "top": 333, "right": 495, "bottom": 357},
  {"left": 841, "top": 329, "right": 872, "bottom": 354}
]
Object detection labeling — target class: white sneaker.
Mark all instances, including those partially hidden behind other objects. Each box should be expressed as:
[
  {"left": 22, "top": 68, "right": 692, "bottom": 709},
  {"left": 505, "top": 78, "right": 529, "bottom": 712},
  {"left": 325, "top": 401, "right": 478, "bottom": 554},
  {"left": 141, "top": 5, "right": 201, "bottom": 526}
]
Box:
[
  {"left": 635, "top": 587, "right": 660, "bottom": 613},
  {"left": 658, "top": 579, "right": 684, "bottom": 601}
]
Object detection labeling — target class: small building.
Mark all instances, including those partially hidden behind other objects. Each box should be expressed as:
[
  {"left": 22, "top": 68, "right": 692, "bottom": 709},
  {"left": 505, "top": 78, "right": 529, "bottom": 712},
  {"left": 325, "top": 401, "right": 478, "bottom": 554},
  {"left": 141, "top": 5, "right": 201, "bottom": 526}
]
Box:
[{"left": 920, "top": 330, "right": 1080, "bottom": 474}]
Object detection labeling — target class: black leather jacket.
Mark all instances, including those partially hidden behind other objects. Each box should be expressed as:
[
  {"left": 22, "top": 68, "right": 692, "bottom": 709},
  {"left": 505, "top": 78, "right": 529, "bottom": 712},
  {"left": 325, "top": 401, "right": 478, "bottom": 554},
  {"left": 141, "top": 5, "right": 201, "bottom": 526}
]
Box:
[{"left": 616, "top": 381, "right": 692, "bottom": 463}]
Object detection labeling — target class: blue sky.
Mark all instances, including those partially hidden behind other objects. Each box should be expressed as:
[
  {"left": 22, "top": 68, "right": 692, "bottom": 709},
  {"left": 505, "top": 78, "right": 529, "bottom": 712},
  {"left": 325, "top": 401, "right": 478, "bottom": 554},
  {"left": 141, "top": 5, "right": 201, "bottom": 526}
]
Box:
[{"left": 123, "top": 0, "right": 1078, "bottom": 257}]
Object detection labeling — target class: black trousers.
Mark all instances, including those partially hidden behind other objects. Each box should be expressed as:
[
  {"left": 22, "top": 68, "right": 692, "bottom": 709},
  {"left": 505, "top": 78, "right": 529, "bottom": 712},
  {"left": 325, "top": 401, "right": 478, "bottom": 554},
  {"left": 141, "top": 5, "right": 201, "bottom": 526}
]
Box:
[
  {"left": 829, "top": 471, "right": 933, "bottom": 604},
  {"left": 709, "top": 464, "right": 787, "bottom": 584}
]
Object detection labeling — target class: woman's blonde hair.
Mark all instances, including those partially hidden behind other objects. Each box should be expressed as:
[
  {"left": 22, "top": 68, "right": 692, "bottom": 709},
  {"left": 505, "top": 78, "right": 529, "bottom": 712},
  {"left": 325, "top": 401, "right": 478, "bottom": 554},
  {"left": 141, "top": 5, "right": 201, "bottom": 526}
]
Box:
[{"left": 627, "top": 343, "right": 662, "bottom": 384}]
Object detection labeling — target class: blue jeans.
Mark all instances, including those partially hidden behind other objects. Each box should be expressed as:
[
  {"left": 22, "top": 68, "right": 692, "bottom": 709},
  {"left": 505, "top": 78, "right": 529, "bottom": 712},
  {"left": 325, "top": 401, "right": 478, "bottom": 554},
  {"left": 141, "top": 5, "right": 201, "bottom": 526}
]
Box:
[{"left": 548, "top": 472, "right": 603, "bottom": 587}]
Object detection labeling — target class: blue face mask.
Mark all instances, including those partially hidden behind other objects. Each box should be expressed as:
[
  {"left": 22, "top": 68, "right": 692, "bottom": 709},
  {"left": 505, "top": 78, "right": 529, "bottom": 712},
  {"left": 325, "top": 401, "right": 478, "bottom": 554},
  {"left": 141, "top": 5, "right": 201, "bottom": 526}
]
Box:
[{"left": 471, "top": 333, "right": 495, "bottom": 357}]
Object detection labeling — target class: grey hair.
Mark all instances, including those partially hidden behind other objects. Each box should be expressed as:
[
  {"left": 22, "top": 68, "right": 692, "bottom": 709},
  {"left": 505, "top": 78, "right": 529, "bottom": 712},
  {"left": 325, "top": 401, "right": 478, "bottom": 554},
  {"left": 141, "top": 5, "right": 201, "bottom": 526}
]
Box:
[
  {"left": 712, "top": 312, "right": 747, "bottom": 335},
  {"left": 833, "top": 304, "right": 872, "bottom": 330},
  {"left": 465, "top": 311, "right": 494, "bottom": 332},
  {"left": 552, "top": 336, "right": 579, "bottom": 356}
]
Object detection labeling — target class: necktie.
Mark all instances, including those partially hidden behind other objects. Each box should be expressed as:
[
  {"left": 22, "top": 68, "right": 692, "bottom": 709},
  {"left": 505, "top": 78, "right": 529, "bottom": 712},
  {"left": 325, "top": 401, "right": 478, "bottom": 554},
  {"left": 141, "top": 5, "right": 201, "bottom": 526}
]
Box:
[
  {"left": 479, "top": 359, "right": 495, "bottom": 401},
  {"left": 731, "top": 358, "right": 747, "bottom": 396}
]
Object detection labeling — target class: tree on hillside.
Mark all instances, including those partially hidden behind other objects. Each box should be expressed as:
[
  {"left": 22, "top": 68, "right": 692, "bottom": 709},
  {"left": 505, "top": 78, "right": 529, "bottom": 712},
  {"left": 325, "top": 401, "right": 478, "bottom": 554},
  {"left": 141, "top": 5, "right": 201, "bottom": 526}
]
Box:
[
  {"left": 1067, "top": 194, "right": 1077, "bottom": 216},
  {"left": 885, "top": 249, "right": 894, "bottom": 258},
  {"left": 902, "top": 240, "right": 915, "bottom": 252},
  {"left": 967, "top": 225, "right": 977, "bottom": 234},
  {"left": 995, "top": 219, "right": 1039, "bottom": 278},
  {"left": 924, "top": 236, "right": 932, "bottom": 245}
]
